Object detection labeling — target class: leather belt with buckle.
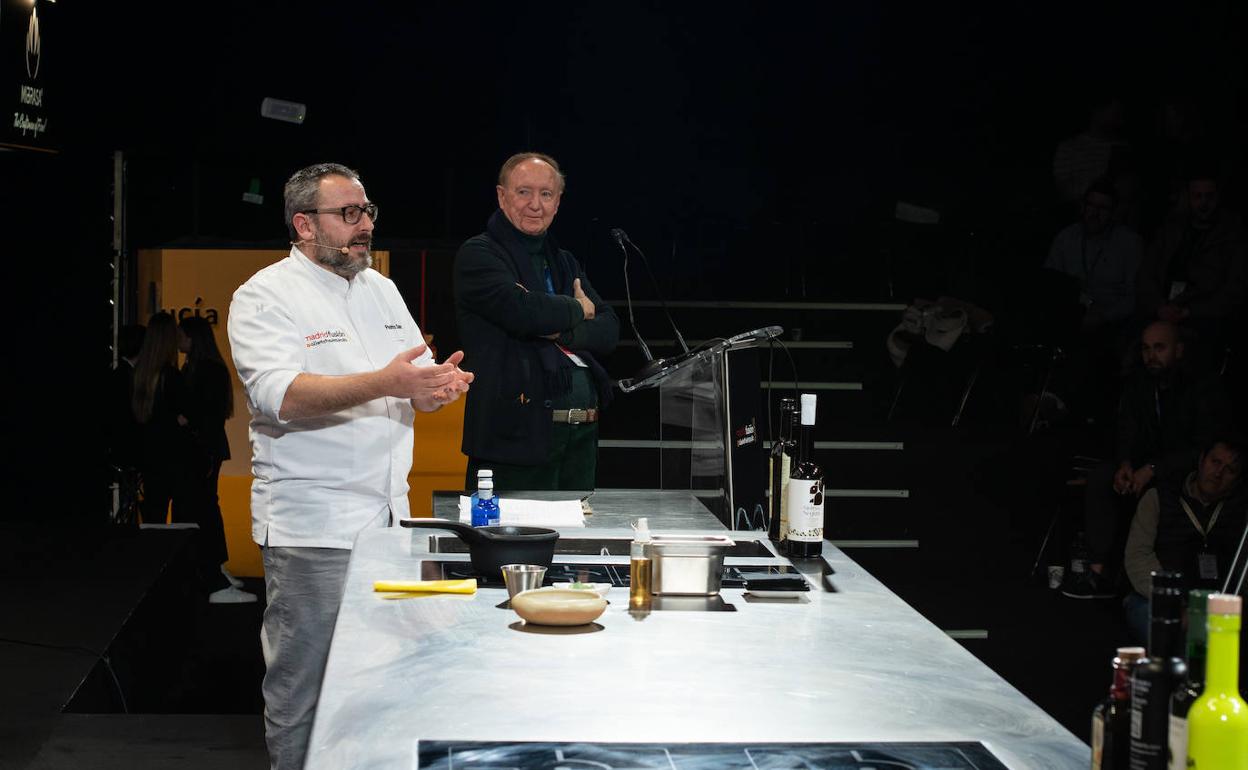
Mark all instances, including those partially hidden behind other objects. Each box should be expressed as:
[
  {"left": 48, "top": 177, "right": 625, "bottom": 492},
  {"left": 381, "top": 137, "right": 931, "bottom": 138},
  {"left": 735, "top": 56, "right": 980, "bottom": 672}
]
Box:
[{"left": 552, "top": 408, "right": 599, "bottom": 424}]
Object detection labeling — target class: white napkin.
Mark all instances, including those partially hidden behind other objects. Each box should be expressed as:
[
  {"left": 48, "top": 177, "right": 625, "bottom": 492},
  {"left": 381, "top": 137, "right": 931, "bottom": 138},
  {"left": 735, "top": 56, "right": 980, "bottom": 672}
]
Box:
[{"left": 457, "top": 496, "right": 587, "bottom": 527}]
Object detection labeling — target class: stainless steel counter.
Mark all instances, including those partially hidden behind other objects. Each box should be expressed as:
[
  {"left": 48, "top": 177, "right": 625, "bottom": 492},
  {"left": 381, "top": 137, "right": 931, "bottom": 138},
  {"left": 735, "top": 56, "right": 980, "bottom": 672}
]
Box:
[{"left": 306, "top": 496, "right": 1086, "bottom": 769}]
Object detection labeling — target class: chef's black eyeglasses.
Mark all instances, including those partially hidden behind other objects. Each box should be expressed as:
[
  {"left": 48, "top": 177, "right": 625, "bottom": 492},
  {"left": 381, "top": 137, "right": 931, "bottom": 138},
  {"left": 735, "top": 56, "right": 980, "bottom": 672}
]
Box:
[{"left": 300, "top": 203, "right": 379, "bottom": 225}]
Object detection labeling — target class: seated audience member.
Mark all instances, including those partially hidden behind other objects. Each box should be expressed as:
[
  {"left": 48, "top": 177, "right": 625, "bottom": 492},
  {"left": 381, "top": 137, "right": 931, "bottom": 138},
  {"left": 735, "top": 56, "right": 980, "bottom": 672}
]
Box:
[
  {"left": 1063, "top": 320, "right": 1230, "bottom": 599},
  {"left": 1122, "top": 437, "right": 1247, "bottom": 643},
  {"left": 1136, "top": 172, "right": 1247, "bottom": 370},
  {"left": 1042, "top": 178, "right": 1143, "bottom": 423},
  {"left": 1053, "top": 96, "right": 1129, "bottom": 209},
  {"left": 1044, "top": 178, "right": 1142, "bottom": 332}
]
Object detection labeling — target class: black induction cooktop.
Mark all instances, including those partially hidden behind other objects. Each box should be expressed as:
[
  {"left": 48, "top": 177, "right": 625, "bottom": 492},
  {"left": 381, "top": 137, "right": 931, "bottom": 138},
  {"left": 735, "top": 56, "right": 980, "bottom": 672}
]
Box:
[
  {"left": 419, "top": 561, "right": 807, "bottom": 590},
  {"left": 415, "top": 740, "right": 1009, "bottom": 769}
]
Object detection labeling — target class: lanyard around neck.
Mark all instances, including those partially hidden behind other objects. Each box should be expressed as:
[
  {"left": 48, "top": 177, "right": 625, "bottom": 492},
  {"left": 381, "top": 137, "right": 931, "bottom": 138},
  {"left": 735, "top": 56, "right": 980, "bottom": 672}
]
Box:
[{"left": 1179, "top": 496, "right": 1224, "bottom": 542}]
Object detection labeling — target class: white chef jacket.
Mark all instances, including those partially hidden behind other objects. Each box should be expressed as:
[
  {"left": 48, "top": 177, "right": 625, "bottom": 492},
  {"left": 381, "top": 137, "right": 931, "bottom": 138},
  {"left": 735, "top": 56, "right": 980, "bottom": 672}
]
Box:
[{"left": 228, "top": 248, "right": 433, "bottom": 549}]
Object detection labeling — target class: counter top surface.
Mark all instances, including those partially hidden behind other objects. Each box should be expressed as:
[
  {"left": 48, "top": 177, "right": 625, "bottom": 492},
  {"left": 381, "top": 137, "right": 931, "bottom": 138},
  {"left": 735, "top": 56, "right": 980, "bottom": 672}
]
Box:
[{"left": 307, "top": 494, "right": 1086, "bottom": 769}]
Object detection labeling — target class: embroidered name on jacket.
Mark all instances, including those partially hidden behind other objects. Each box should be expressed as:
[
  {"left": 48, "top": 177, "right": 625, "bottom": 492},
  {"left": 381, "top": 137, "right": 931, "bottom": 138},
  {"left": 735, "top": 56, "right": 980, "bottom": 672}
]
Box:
[{"left": 305, "top": 330, "right": 349, "bottom": 348}]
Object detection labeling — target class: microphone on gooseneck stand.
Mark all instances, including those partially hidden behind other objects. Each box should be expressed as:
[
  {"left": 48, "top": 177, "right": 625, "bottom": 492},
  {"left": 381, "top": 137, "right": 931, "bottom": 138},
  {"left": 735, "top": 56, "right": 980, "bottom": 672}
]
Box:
[
  {"left": 616, "top": 228, "right": 690, "bottom": 357},
  {"left": 612, "top": 228, "right": 666, "bottom": 381}
]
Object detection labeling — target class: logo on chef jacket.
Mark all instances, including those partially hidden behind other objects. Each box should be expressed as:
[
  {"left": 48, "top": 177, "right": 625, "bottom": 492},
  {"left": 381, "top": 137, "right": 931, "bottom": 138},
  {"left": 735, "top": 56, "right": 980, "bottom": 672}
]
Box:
[
  {"left": 306, "top": 329, "right": 349, "bottom": 348},
  {"left": 384, "top": 323, "right": 402, "bottom": 330}
]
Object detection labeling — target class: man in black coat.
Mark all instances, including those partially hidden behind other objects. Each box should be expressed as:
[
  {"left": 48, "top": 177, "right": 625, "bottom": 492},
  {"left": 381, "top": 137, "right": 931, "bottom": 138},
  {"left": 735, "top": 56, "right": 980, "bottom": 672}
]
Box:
[{"left": 453, "top": 152, "right": 619, "bottom": 491}]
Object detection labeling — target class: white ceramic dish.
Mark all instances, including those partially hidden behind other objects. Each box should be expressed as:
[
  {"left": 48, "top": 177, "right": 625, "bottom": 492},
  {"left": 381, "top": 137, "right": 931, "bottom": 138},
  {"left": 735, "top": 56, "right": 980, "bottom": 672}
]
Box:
[
  {"left": 510, "top": 588, "right": 607, "bottom": 626},
  {"left": 552, "top": 582, "right": 611, "bottom": 599}
]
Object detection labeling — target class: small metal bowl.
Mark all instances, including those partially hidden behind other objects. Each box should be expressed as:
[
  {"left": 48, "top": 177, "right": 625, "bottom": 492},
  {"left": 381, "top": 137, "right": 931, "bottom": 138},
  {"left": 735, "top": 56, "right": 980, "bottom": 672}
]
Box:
[{"left": 500, "top": 564, "right": 547, "bottom": 598}]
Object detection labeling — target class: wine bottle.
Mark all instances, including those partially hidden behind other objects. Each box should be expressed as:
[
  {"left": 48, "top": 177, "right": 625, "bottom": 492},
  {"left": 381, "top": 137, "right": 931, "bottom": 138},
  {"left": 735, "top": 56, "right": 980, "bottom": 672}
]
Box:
[
  {"left": 1092, "top": 646, "right": 1146, "bottom": 770},
  {"left": 1187, "top": 593, "right": 1248, "bottom": 768},
  {"left": 1129, "top": 571, "right": 1188, "bottom": 770},
  {"left": 1168, "top": 589, "right": 1212, "bottom": 770},
  {"left": 768, "top": 397, "right": 796, "bottom": 543},
  {"left": 784, "top": 394, "right": 824, "bottom": 558}
]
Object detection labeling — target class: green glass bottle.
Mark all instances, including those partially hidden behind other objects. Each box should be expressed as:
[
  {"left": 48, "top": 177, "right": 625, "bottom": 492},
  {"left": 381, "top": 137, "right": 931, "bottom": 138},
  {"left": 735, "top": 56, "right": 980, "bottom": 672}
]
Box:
[
  {"left": 1187, "top": 593, "right": 1248, "bottom": 768},
  {"left": 1168, "top": 589, "right": 1212, "bottom": 770}
]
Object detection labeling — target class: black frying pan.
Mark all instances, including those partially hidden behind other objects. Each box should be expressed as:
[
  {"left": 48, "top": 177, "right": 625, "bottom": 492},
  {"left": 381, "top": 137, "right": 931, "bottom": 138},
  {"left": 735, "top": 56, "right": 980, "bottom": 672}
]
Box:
[{"left": 400, "top": 518, "right": 559, "bottom": 579}]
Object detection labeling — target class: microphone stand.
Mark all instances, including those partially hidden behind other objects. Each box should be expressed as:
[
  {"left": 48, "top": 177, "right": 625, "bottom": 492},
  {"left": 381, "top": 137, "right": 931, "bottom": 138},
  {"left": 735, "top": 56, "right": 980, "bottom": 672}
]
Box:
[
  {"left": 614, "top": 231, "right": 658, "bottom": 376},
  {"left": 620, "top": 232, "right": 690, "bottom": 355}
]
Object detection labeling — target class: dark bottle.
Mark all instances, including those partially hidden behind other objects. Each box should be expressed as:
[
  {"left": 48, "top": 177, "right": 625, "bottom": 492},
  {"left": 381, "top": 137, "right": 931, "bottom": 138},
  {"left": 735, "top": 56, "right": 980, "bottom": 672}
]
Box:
[
  {"left": 768, "top": 397, "right": 797, "bottom": 543},
  {"left": 1092, "top": 646, "right": 1146, "bottom": 770},
  {"left": 784, "top": 394, "right": 824, "bottom": 558},
  {"left": 1167, "top": 589, "right": 1212, "bottom": 770},
  {"left": 1129, "top": 571, "right": 1188, "bottom": 770}
]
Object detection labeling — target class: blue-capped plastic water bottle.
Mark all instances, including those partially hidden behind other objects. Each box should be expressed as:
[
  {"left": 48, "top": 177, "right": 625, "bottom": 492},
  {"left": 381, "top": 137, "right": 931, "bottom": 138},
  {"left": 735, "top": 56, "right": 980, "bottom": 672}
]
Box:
[
  {"left": 472, "top": 479, "right": 498, "bottom": 528},
  {"left": 469, "top": 469, "right": 493, "bottom": 511}
]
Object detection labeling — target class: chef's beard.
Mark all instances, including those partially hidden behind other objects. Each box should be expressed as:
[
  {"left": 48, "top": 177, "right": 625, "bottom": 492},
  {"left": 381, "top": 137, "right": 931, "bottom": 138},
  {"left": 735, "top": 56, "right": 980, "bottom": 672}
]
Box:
[{"left": 313, "top": 237, "right": 372, "bottom": 278}]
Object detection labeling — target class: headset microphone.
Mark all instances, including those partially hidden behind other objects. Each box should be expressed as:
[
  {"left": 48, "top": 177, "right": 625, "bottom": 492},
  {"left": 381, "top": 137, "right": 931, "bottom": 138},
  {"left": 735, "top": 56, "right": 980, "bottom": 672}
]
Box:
[{"left": 292, "top": 239, "right": 350, "bottom": 255}]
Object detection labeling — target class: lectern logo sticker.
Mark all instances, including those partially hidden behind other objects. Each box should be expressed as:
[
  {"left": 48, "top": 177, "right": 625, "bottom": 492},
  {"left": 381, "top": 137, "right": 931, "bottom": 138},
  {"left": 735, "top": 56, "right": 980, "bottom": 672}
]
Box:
[
  {"left": 26, "top": 6, "right": 41, "bottom": 80},
  {"left": 734, "top": 420, "right": 757, "bottom": 448}
]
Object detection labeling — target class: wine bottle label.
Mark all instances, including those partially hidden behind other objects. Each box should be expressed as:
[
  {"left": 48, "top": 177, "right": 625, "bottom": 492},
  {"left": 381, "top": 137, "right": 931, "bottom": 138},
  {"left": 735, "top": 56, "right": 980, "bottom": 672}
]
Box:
[
  {"left": 785, "top": 477, "right": 824, "bottom": 542},
  {"left": 1130, "top": 685, "right": 1146, "bottom": 740},
  {"left": 1130, "top": 684, "right": 1167, "bottom": 768},
  {"left": 1166, "top": 715, "right": 1186, "bottom": 770},
  {"left": 1091, "top": 713, "right": 1104, "bottom": 769}
]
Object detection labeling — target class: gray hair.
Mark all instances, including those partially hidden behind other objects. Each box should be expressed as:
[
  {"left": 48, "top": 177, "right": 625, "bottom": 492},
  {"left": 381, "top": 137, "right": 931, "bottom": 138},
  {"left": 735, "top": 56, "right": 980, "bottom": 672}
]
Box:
[
  {"left": 498, "top": 152, "right": 566, "bottom": 193},
  {"left": 283, "top": 162, "right": 361, "bottom": 239}
]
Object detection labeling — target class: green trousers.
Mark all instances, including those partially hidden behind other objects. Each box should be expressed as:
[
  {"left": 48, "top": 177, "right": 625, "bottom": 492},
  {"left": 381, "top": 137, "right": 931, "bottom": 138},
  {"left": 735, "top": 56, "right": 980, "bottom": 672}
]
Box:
[
  {"left": 465, "top": 368, "right": 599, "bottom": 492},
  {"left": 466, "top": 421, "right": 598, "bottom": 492}
]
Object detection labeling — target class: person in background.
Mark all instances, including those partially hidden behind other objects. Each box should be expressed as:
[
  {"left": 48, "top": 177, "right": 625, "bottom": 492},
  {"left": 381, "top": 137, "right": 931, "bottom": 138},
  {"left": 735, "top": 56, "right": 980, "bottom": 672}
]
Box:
[
  {"left": 1122, "top": 437, "right": 1246, "bottom": 643},
  {"left": 132, "top": 312, "right": 191, "bottom": 528},
  {"left": 177, "top": 315, "right": 255, "bottom": 604},
  {"left": 1136, "top": 172, "right": 1247, "bottom": 372},
  {"left": 1053, "top": 95, "right": 1129, "bottom": 209},
  {"left": 229, "top": 162, "right": 472, "bottom": 770},
  {"left": 453, "top": 152, "right": 619, "bottom": 491},
  {"left": 1043, "top": 178, "right": 1144, "bottom": 423},
  {"left": 108, "top": 323, "right": 146, "bottom": 471},
  {"left": 1062, "top": 320, "right": 1230, "bottom": 599},
  {"left": 1044, "top": 178, "right": 1143, "bottom": 333}
]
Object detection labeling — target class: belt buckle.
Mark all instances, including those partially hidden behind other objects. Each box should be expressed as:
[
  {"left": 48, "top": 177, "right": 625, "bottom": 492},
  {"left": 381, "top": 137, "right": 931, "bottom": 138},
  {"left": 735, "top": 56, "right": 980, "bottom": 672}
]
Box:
[{"left": 567, "top": 408, "right": 586, "bottom": 425}]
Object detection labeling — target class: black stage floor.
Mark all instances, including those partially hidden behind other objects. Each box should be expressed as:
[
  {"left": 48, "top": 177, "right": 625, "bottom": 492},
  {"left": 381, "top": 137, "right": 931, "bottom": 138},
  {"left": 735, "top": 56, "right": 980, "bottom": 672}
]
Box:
[{"left": 0, "top": 524, "right": 267, "bottom": 770}]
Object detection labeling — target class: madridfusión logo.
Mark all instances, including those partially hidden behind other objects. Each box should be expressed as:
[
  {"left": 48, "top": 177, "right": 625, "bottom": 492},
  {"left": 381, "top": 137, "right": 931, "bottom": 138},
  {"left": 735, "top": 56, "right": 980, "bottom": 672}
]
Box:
[{"left": 305, "top": 330, "right": 349, "bottom": 348}]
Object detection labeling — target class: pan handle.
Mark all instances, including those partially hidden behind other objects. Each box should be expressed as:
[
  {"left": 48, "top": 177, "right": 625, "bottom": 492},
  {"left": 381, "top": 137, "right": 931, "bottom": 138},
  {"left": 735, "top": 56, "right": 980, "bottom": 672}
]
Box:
[{"left": 398, "top": 517, "right": 483, "bottom": 546}]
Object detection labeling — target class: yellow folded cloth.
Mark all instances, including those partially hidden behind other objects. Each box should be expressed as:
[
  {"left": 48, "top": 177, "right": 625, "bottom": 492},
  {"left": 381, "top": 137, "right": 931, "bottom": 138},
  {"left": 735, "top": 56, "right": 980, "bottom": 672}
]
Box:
[{"left": 372, "top": 579, "right": 477, "bottom": 594}]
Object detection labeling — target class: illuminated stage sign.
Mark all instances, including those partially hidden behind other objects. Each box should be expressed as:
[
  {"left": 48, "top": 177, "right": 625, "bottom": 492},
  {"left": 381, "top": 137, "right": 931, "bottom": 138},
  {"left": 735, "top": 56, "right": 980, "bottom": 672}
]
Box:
[{"left": 2, "top": 0, "right": 56, "bottom": 153}]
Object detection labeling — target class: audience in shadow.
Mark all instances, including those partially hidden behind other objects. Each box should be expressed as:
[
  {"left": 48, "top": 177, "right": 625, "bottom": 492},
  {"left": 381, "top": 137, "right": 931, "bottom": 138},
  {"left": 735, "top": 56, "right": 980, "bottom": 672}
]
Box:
[
  {"left": 1136, "top": 171, "right": 1246, "bottom": 374},
  {"left": 178, "top": 316, "right": 254, "bottom": 604},
  {"left": 1122, "top": 436, "right": 1246, "bottom": 644},
  {"left": 129, "top": 311, "right": 254, "bottom": 604},
  {"left": 1062, "top": 320, "right": 1230, "bottom": 600}
]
